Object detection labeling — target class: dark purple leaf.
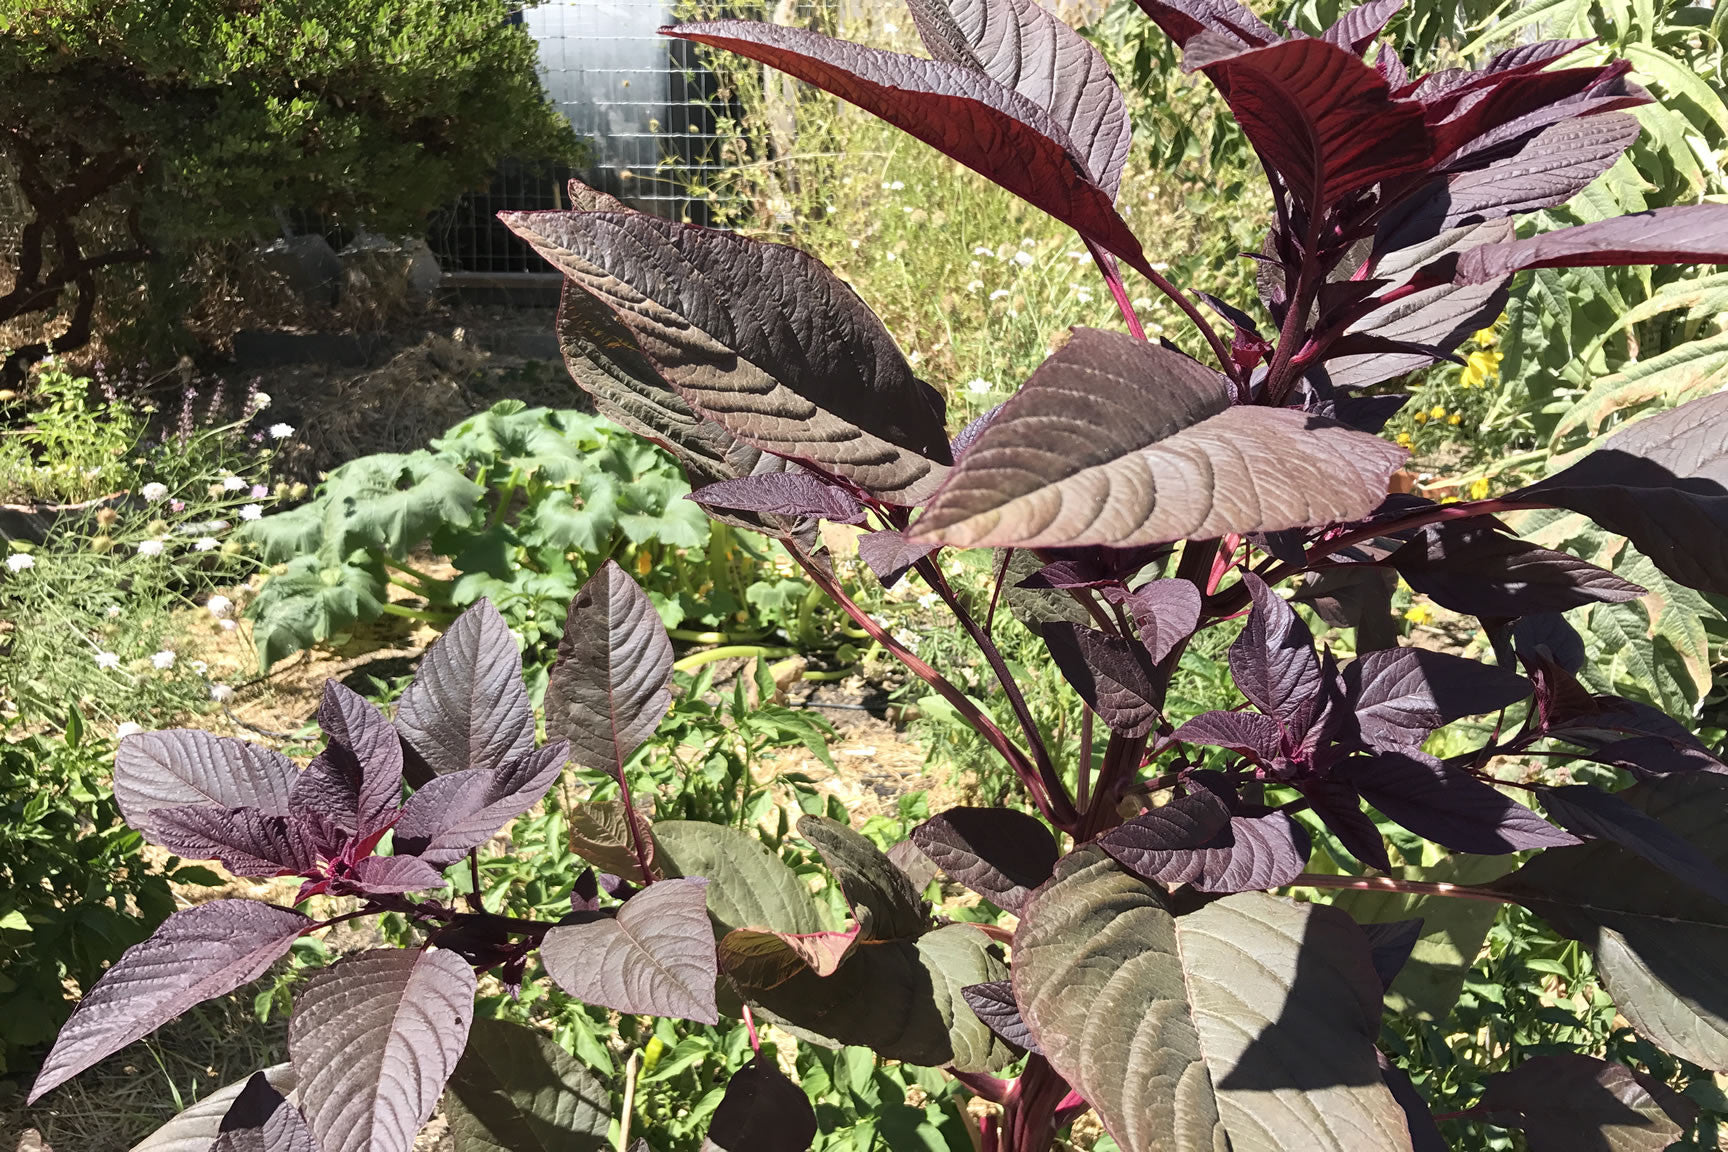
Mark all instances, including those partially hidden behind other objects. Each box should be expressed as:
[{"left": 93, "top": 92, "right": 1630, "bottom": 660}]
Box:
[
  {"left": 1511, "top": 390, "right": 1728, "bottom": 595},
  {"left": 213, "top": 1072, "right": 314, "bottom": 1152},
  {"left": 1531, "top": 658, "right": 1726, "bottom": 775},
  {"left": 142, "top": 806, "right": 319, "bottom": 878},
  {"left": 857, "top": 528, "right": 936, "bottom": 587},
  {"left": 1041, "top": 622, "right": 1162, "bottom": 737},
  {"left": 1513, "top": 612, "right": 1586, "bottom": 673},
  {"left": 1456, "top": 204, "right": 1728, "bottom": 283},
  {"left": 1294, "top": 566, "right": 1399, "bottom": 652},
  {"left": 1344, "top": 646, "right": 1532, "bottom": 751},
  {"left": 1377, "top": 1050, "right": 1448, "bottom": 1152},
  {"left": 1307, "top": 779, "right": 1393, "bottom": 871},
  {"left": 502, "top": 207, "right": 951, "bottom": 505},
  {"left": 1539, "top": 784, "right": 1728, "bottom": 904},
  {"left": 905, "top": 0, "right": 1131, "bottom": 196},
  {"left": 1479, "top": 1054, "right": 1697, "bottom": 1152},
  {"left": 1415, "top": 114, "right": 1641, "bottom": 233},
  {"left": 800, "top": 815, "right": 930, "bottom": 937},
  {"left": 1133, "top": 0, "right": 1278, "bottom": 51},
  {"left": 1345, "top": 750, "right": 1579, "bottom": 854},
  {"left": 1321, "top": 0, "right": 1402, "bottom": 54},
  {"left": 960, "top": 981, "right": 1037, "bottom": 1054},
  {"left": 289, "top": 948, "right": 476, "bottom": 1152},
  {"left": 1098, "top": 790, "right": 1310, "bottom": 892},
  {"left": 113, "top": 730, "right": 296, "bottom": 829},
  {"left": 950, "top": 404, "right": 1002, "bottom": 459},
  {"left": 393, "top": 741, "right": 567, "bottom": 867},
  {"left": 545, "top": 561, "right": 674, "bottom": 777},
  {"left": 440, "top": 1017, "right": 611, "bottom": 1150},
  {"left": 1230, "top": 572, "right": 1325, "bottom": 736},
  {"left": 1171, "top": 710, "right": 1283, "bottom": 759},
  {"left": 722, "top": 923, "right": 862, "bottom": 983},
  {"left": 30, "top": 901, "right": 310, "bottom": 1102},
  {"left": 887, "top": 839, "right": 941, "bottom": 890},
  {"left": 1386, "top": 520, "right": 1646, "bottom": 616},
  {"left": 662, "top": 23, "right": 1151, "bottom": 278},
  {"left": 1184, "top": 36, "right": 1431, "bottom": 215},
  {"left": 293, "top": 682, "right": 402, "bottom": 839},
  {"left": 703, "top": 1055, "right": 818, "bottom": 1152},
  {"left": 910, "top": 807, "right": 1058, "bottom": 914},
  {"left": 914, "top": 328, "right": 1404, "bottom": 549},
  {"left": 1113, "top": 577, "right": 1203, "bottom": 663},
  {"left": 1359, "top": 919, "right": 1424, "bottom": 992},
  {"left": 569, "top": 799, "right": 656, "bottom": 883},
  {"left": 1483, "top": 38, "right": 1593, "bottom": 74},
  {"left": 394, "top": 599, "right": 536, "bottom": 786},
  {"left": 690, "top": 471, "right": 866, "bottom": 525},
  {"left": 346, "top": 855, "right": 448, "bottom": 895},
  {"left": 540, "top": 877, "right": 720, "bottom": 1024}
]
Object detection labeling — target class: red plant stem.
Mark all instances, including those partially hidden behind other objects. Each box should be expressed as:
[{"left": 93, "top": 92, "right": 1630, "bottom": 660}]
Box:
[
  {"left": 985, "top": 547, "right": 1014, "bottom": 635},
  {"left": 1305, "top": 497, "right": 1547, "bottom": 566},
  {"left": 1003, "top": 1055, "right": 1067, "bottom": 1152},
  {"left": 1085, "top": 238, "right": 1147, "bottom": 341},
  {"left": 742, "top": 1004, "right": 761, "bottom": 1053},
  {"left": 466, "top": 852, "right": 484, "bottom": 913},
  {"left": 981, "top": 1115, "right": 1001, "bottom": 1152},
  {"left": 1289, "top": 873, "right": 1511, "bottom": 904},
  {"left": 953, "top": 1069, "right": 1011, "bottom": 1104},
  {"left": 1077, "top": 707, "right": 1095, "bottom": 810},
  {"left": 1207, "top": 534, "right": 1244, "bottom": 595},
  {"left": 792, "top": 551, "right": 1056, "bottom": 822},
  {"left": 917, "top": 556, "right": 1078, "bottom": 828},
  {"left": 613, "top": 760, "right": 657, "bottom": 885}
]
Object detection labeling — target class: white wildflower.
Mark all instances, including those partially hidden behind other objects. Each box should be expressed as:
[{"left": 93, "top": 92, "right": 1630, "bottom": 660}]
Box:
[
  {"left": 965, "top": 279, "right": 984, "bottom": 293},
  {"left": 222, "top": 476, "right": 247, "bottom": 492},
  {"left": 137, "top": 539, "right": 164, "bottom": 556},
  {"left": 115, "top": 722, "right": 143, "bottom": 739},
  {"left": 1131, "top": 297, "right": 1153, "bottom": 309},
  {"left": 268, "top": 423, "right": 294, "bottom": 440},
  {"left": 1020, "top": 238, "right": 1036, "bottom": 248},
  {"left": 885, "top": 252, "right": 897, "bottom": 262},
  {"left": 191, "top": 660, "right": 208, "bottom": 674},
  {"left": 252, "top": 391, "right": 271, "bottom": 410},
  {"left": 989, "top": 289, "right": 1011, "bottom": 301},
  {"left": 106, "top": 605, "right": 121, "bottom": 618},
  {"left": 972, "top": 246, "right": 994, "bottom": 257},
  {"left": 209, "top": 683, "right": 234, "bottom": 702},
  {"left": 151, "top": 650, "right": 176, "bottom": 669},
  {"left": 884, "top": 21, "right": 898, "bottom": 34},
  {"left": 141, "top": 482, "right": 169, "bottom": 501},
  {"left": 239, "top": 503, "right": 263, "bottom": 521},
  {"left": 94, "top": 651, "right": 121, "bottom": 670},
  {"left": 206, "top": 595, "right": 233, "bottom": 618},
  {"left": 6, "top": 553, "right": 34, "bottom": 572},
  {"left": 1077, "top": 288, "right": 1094, "bottom": 303},
  {"left": 220, "top": 619, "right": 238, "bottom": 632},
  {"left": 194, "top": 537, "right": 219, "bottom": 552},
  {"left": 1013, "top": 250, "right": 1034, "bottom": 268},
  {"left": 967, "top": 378, "right": 992, "bottom": 393}
]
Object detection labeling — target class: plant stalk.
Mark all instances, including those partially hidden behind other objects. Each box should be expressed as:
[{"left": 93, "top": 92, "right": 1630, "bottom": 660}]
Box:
[{"left": 1287, "top": 873, "right": 1511, "bottom": 903}]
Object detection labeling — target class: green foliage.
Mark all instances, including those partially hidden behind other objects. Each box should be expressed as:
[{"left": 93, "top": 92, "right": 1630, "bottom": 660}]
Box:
[{"left": 0, "top": 716, "right": 177, "bottom": 1079}]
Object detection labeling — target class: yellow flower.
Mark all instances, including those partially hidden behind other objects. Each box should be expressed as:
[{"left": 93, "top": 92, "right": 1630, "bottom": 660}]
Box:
[
  {"left": 1404, "top": 603, "right": 1433, "bottom": 626},
  {"left": 1395, "top": 431, "right": 1413, "bottom": 447},
  {"left": 1473, "top": 327, "right": 1498, "bottom": 348},
  {"left": 1414, "top": 411, "right": 1428, "bottom": 424},
  {"left": 1430, "top": 404, "right": 1447, "bottom": 419},
  {"left": 636, "top": 549, "right": 654, "bottom": 576},
  {"left": 1448, "top": 412, "right": 1462, "bottom": 425},
  {"left": 1466, "top": 350, "right": 1498, "bottom": 380},
  {"left": 1469, "top": 477, "right": 1490, "bottom": 500}
]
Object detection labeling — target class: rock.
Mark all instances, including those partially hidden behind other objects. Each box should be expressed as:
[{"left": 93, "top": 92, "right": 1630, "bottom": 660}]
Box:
[{"left": 258, "top": 233, "right": 343, "bottom": 308}]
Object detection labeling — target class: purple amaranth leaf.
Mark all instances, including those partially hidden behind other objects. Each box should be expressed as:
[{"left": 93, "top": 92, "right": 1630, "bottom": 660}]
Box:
[
  {"left": 913, "top": 329, "right": 1404, "bottom": 549},
  {"left": 113, "top": 729, "right": 297, "bottom": 830},
  {"left": 1305, "top": 778, "right": 1393, "bottom": 871},
  {"left": 1344, "top": 750, "right": 1579, "bottom": 854},
  {"left": 1099, "top": 790, "right": 1310, "bottom": 892},
  {"left": 1133, "top": 0, "right": 1278, "bottom": 51},
  {"left": 661, "top": 22, "right": 1152, "bottom": 279},
  {"left": 1456, "top": 203, "right": 1728, "bottom": 284},
  {"left": 1509, "top": 390, "right": 1728, "bottom": 595},
  {"left": 568, "top": 799, "right": 657, "bottom": 883},
  {"left": 800, "top": 815, "right": 930, "bottom": 938},
  {"left": 910, "top": 806, "right": 1059, "bottom": 914},
  {"left": 887, "top": 838, "right": 941, "bottom": 890},
  {"left": 1538, "top": 784, "right": 1728, "bottom": 904},
  {"left": 1109, "top": 577, "right": 1202, "bottom": 663},
  {"left": 960, "top": 980, "right": 1038, "bottom": 1054},
  {"left": 213, "top": 1072, "right": 314, "bottom": 1152},
  {"left": 441, "top": 1017, "right": 611, "bottom": 1150},
  {"left": 1293, "top": 566, "right": 1399, "bottom": 652},
  {"left": 1512, "top": 613, "right": 1586, "bottom": 673},
  {"left": 1426, "top": 60, "right": 1648, "bottom": 169},
  {"left": 1320, "top": 0, "right": 1403, "bottom": 54},
  {"left": 503, "top": 207, "right": 951, "bottom": 505},
  {"left": 1378, "top": 1050, "right": 1448, "bottom": 1152},
  {"left": 1386, "top": 520, "right": 1646, "bottom": 616},
  {"left": 1230, "top": 572, "right": 1327, "bottom": 739},
  {"left": 856, "top": 528, "right": 936, "bottom": 588},
  {"left": 950, "top": 404, "right": 1002, "bottom": 460},
  {"left": 393, "top": 599, "right": 536, "bottom": 786},
  {"left": 1358, "top": 919, "right": 1424, "bottom": 993},
  {"left": 1529, "top": 654, "right": 1727, "bottom": 774},
  {"left": 1016, "top": 544, "right": 1172, "bottom": 591},
  {"left": 292, "top": 682, "right": 403, "bottom": 839},
  {"left": 1343, "top": 646, "right": 1532, "bottom": 752},
  {"left": 904, "top": 0, "right": 1132, "bottom": 196},
  {"left": 392, "top": 741, "right": 568, "bottom": 867},
  {"left": 1478, "top": 1054, "right": 1697, "bottom": 1152},
  {"left": 539, "top": 877, "right": 720, "bottom": 1024},
  {"left": 345, "top": 855, "right": 448, "bottom": 895},
  {"left": 545, "top": 561, "right": 673, "bottom": 779},
  {"left": 141, "top": 805, "right": 319, "bottom": 878},
  {"left": 721, "top": 923, "right": 864, "bottom": 982},
  {"left": 1170, "top": 710, "right": 1283, "bottom": 759},
  {"left": 30, "top": 901, "right": 310, "bottom": 1103},
  {"left": 690, "top": 470, "right": 866, "bottom": 525},
  {"left": 702, "top": 1055, "right": 819, "bottom": 1152},
  {"left": 289, "top": 948, "right": 476, "bottom": 1152},
  {"left": 1041, "top": 622, "right": 1162, "bottom": 737}
]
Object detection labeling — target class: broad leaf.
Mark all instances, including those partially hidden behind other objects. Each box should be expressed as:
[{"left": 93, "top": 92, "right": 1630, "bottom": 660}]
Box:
[
  {"left": 910, "top": 806, "right": 1060, "bottom": 914},
  {"left": 502, "top": 207, "right": 951, "bottom": 504},
  {"left": 293, "top": 682, "right": 403, "bottom": 838},
  {"left": 1538, "top": 784, "right": 1728, "bottom": 904},
  {"left": 1456, "top": 203, "right": 1728, "bottom": 283},
  {"left": 960, "top": 980, "right": 1038, "bottom": 1053},
  {"left": 1478, "top": 1054, "right": 1696, "bottom": 1152},
  {"left": 1133, "top": 0, "right": 1278, "bottom": 51},
  {"left": 1013, "top": 848, "right": 1413, "bottom": 1152},
  {"left": 1042, "top": 622, "right": 1162, "bottom": 737},
  {"left": 31, "top": 902, "right": 310, "bottom": 1102},
  {"left": 1113, "top": 577, "right": 1203, "bottom": 663},
  {"left": 132, "top": 1065, "right": 299, "bottom": 1152},
  {"left": 904, "top": 0, "right": 1131, "bottom": 194},
  {"left": 1170, "top": 710, "right": 1283, "bottom": 759},
  {"left": 701, "top": 1056, "right": 818, "bottom": 1152},
  {"left": 1359, "top": 919, "right": 1424, "bottom": 992},
  {"left": 113, "top": 730, "right": 297, "bottom": 829},
  {"left": 1421, "top": 114, "right": 1641, "bottom": 231},
  {"left": 569, "top": 799, "right": 656, "bottom": 884},
  {"left": 662, "top": 22, "right": 1150, "bottom": 277},
  {"left": 1514, "top": 390, "right": 1728, "bottom": 595},
  {"left": 289, "top": 948, "right": 476, "bottom": 1152},
  {"left": 1344, "top": 751, "right": 1578, "bottom": 854},
  {"left": 915, "top": 923, "right": 1017, "bottom": 1073},
  {"left": 1230, "top": 572, "right": 1326, "bottom": 735},
  {"left": 540, "top": 877, "right": 720, "bottom": 1023},
  {"left": 1099, "top": 790, "right": 1310, "bottom": 892},
  {"left": 393, "top": 741, "right": 567, "bottom": 867},
  {"left": 142, "top": 805, "right": 318, "bottom": 877},
  {"left": 1496, "top": 773, "right": 1728, "bottom": 1069},
  {"left": 441, "top": 1017, "right": 610, "bottom": 1152},
  {"left": 799, "top": 815, "right": 929, "bottom": 939},
  {"left": 914, "top": 329, "right": 1404, "bottom": 549},
  {"left": 653, "top": 820, "right": 828, "bottom": 936},
  {"left": 856, "top": 528, "right": 937, "bottom": 586},
  {"left": 212, "top": 1073, "right": 314, "bottom": 1152},
  {"left": 394, "top": 600, "right": 536, "bottom": 785},
  {"left": 1385, "top": 521, "right": 1646, "bottom": 616},
  {"left": 690, "top": 472, "right": 865, "bottom": 524},
  {"left": 545, "top": 561, "right": 674, "bottom": 776},
  {"left": 1344, "top": 647, "right": 1532, "bottom": 751}
]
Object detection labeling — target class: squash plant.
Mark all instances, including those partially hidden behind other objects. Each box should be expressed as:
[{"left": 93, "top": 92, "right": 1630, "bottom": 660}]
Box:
[{"left": 27, "top": 0, "right": 1728, "bottom": 1147}]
